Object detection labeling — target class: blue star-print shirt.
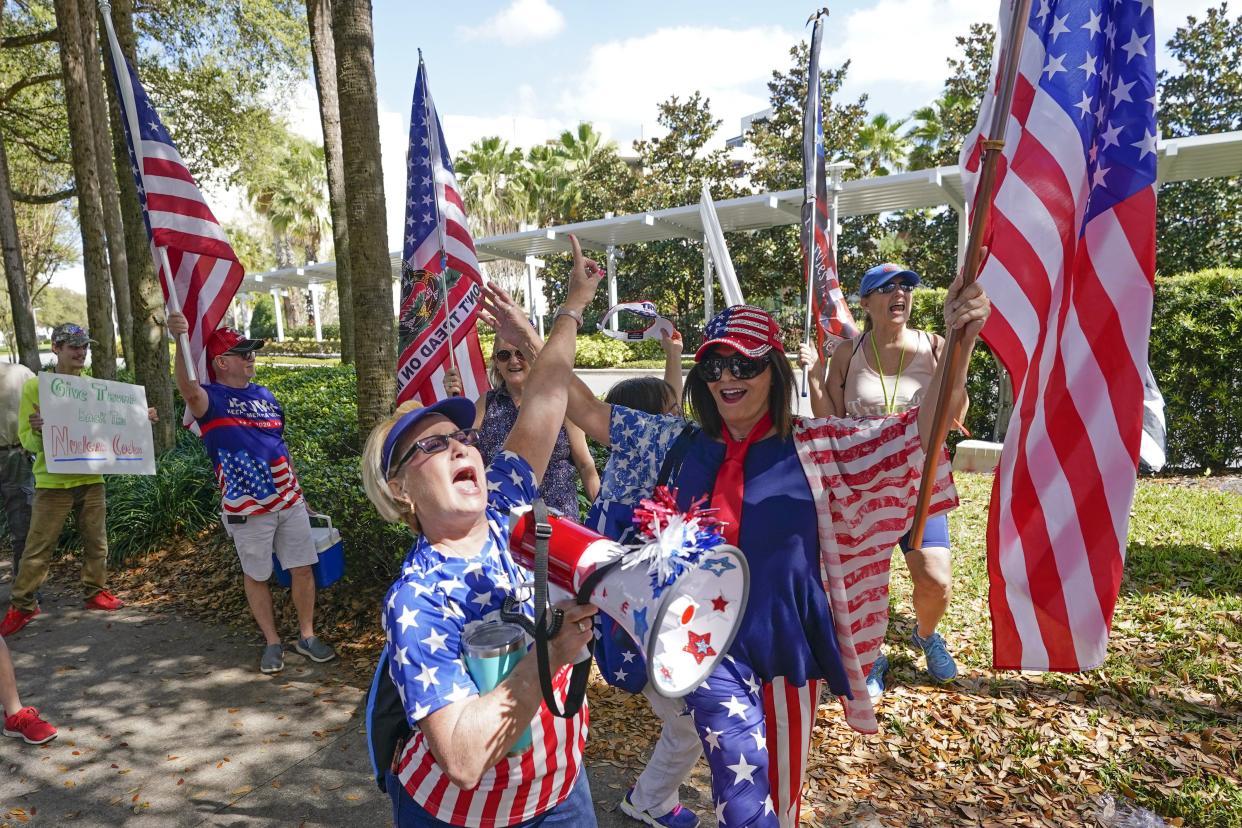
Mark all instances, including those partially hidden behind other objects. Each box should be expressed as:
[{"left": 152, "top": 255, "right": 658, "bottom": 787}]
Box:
[{"left": 381, "top": 450, "right": 540, "bottom": 724}]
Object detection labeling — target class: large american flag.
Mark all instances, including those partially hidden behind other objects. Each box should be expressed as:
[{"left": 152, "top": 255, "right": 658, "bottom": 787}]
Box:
[
  {"left": 216, "top": 449, "right": 302, "bottom": 515},
  {"left": 963, "top": 0, "right": 1157, "bottom": 671},
  {"left": 100, "top": 15, "right": 244, "bottom": 403},
  {"left": 396, "top": 59, "right": 490, "bottom": 405},
  {"left": 802, "top": 12, "right": 858, "bottom": 359}
]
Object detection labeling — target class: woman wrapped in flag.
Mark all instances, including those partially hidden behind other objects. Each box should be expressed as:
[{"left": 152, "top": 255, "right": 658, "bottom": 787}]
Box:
[
  {"left": 800, "top": 263, "right": 969, "bottom": 698},
  {"left": 359, "top": 236, "right": 605, "bottom": 827},
  {"left": 549, "top": 273, "right": 989, "bottom": 827}
]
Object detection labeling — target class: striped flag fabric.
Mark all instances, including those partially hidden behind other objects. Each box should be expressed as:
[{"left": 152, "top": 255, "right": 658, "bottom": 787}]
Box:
[
  {"left": 100, "top": 16, "right": 244, "bottom": 405},
  {"left": 802, "top": 12, "right": 858, "bottom": 358},
  {"left": 962, "top": 0, "right": 1158, "bottom": 671},
  {"left": 397, "top": 60, "right": 490, "bottom": 405}
]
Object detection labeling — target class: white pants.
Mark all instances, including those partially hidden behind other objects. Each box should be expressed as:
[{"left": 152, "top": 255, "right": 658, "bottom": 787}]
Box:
[{"left": 629, "top": 686, "right": 704, "bottom": 816}]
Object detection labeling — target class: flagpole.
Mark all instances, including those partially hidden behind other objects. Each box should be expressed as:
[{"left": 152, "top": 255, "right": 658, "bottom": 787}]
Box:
[
  {"left": 98, "top": 1, "right": 197, "bottom": 382},
  {"left": 418, "top": 51, "right": 460, "bottom": 393},
  {"left": 907, "top": 0, "right": 1032, "bottom": 550},
  {"left": 800, "top": 8, "right": 829, "bottom": 398}
]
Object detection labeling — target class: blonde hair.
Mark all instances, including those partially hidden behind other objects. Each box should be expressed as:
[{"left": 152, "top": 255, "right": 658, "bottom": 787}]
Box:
[{"left": 361, "top": 400, "right": 425, "bottom": 534}]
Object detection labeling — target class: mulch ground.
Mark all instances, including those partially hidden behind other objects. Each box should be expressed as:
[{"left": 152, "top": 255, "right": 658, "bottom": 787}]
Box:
[{"left": 39, "top": 473, "right": 1242, "bottom": 827}]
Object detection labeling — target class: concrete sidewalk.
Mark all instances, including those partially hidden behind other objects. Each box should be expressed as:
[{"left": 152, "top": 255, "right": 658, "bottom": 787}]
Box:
[{"left": 0, "top": 564, "right": 704, "bottom": 827}]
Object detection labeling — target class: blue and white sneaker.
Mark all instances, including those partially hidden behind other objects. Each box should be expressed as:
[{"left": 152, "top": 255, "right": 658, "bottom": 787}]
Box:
[
  {"left": 865, "top": 652, "right": 889, "bottom": 703},
  {"left": 619, "top": 788, "right": 701, "bottom": 828},
  {"left": 912, "top": 630, "right": 958, "bottom": 682}
]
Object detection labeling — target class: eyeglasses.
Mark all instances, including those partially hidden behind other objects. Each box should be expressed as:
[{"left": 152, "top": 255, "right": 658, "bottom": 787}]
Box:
[
  {"left": 493, "top": 349, "right": 526, "bottom": 363},
  {"left": 388, "top": 428, "right": 481, "bottom": 477},
  {"left": 865, "top": 281, "right": 917, "bottom": 296},
  {"left": 697, "top": 353, "right": 770, "bottom": 382}
]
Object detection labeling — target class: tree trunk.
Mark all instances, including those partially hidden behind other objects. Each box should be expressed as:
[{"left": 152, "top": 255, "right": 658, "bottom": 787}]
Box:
[
  {"left": 105, "top": 0, "right": 173, "bottom": 451},
  {"left": 0, "top": 120, "right": 41, "bottom": 372},
  {"left": 332, "top": 0, "right": 393, "bottom": 435},
  {"left": 306, "top": 0, "right": 355, "bottom": 364},
  {"left": 81, "top": 1, "right": 132, "bottom": 368},
  {"left": 52, "top": 0, "right": 116, "bottom": 380}
]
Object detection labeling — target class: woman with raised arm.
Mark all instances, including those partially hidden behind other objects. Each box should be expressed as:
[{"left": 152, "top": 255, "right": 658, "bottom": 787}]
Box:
[
  {"left": 527, "top": 268, "right": 988, "bottom": 828},
  {"left": 800, "top": 263, "right": 968, "bottom": 698},
  {"left": 360, "top": 236, "right": 605, "bottom": 828}
]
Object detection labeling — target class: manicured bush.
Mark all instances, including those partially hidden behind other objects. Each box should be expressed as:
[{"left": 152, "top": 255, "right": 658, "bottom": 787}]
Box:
[
  {"left": 261, "top": 339, "right": 342, "bottom": 356},
  {"left": 1148, "top": 268, "right": 1242, "bottom": 470},
  {"left": 572, "top": 332, "right": 633, "bottom": 368}
]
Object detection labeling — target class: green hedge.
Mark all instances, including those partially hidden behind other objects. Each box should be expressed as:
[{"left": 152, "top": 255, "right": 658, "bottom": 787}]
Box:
[
  {"left": 262, "top": 339, "right": 343, "bottom": 356},
  {"left": 1149, "top": 269, "right": 1242, "bottom": 470}
]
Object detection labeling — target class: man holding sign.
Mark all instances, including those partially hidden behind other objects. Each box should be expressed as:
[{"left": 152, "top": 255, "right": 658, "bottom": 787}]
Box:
[{"left": 0, "top": 324, "right": 157, "bottom": 637}]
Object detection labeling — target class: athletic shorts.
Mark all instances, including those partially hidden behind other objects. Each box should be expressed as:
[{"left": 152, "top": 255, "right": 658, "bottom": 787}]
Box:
[
  {"left": 221, "top": 501, "right": 318, "bottom": 580},
  {"left": 898, "top": 512, "right": 950, "bottom": 554}
]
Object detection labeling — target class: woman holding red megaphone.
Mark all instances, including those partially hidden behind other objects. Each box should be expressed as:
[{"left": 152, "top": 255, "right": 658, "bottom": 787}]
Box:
[{"left": 359, "top": 235, "right": 604, "bottom": 828}]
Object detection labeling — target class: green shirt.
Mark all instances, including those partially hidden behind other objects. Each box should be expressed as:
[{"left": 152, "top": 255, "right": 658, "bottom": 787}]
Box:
[{"left": 18, "top": 375, "right": 105, "bottom": 489}]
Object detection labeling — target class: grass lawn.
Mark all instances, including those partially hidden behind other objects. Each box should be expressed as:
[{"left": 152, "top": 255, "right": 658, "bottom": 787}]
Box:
[{"left": 586, "top": 473, "right": 1242, "bottom": 827}]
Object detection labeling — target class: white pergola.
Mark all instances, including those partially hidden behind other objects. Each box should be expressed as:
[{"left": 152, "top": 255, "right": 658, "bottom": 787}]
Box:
[{"left": 242, "top": 130, "right": 1242, "bottom": 339}]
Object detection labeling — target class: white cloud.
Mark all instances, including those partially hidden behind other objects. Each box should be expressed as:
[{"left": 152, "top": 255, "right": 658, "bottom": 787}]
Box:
[
  {"left": 558, "top": 25, "right": 798, "bottom": 146},
  {"left": 459, "top": 0, "right": 565, "bottom": 46}
]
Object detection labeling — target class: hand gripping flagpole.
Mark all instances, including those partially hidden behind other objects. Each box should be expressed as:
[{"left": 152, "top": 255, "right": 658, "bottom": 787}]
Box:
[
  {"left": 907, "top": 0, "right": 1031, "bottom": 550},
  {"left": 800, "top": 7, "right": 829, "bottom": 398},
  {"left": 418, "top": 51, "right": 460, "bottom": 394},
  {"left": 98, "top": 0, "right": 197, "bottom": 382}
]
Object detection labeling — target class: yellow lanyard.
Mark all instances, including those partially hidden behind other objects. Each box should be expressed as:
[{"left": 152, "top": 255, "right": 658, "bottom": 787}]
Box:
[{"left": 870, "top": 331, "right": 906, "bottom": 415}]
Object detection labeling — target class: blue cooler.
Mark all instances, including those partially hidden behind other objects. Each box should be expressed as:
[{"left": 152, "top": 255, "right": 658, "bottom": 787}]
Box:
[{"left": 273, "top": 514, "right": 345, "bottom": 588}]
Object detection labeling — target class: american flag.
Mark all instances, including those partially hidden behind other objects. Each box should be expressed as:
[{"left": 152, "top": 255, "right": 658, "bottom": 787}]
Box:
[
  {"left": 216, "top": 449, "right": 302, "bottom": 515},
  {"left": 100, "top": 15, "right": 244, "bottom": 410},
  {"left": 962, "top": 0, "right": 1157, "bottom": 671},
  {"left": 802, "top": 11, "right": 858, "bottom": 358},
  {"left": 397, "top": 58, "right": 490, "bottom": 405}
]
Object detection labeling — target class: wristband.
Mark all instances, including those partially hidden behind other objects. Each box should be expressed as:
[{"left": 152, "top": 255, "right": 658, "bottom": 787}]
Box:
[{"left": 554, "top": 307, "right": 584, "bottom": 329}]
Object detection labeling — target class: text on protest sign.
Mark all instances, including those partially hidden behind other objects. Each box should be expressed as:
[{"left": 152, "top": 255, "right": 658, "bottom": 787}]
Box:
[{"left": 38, "top": 372, "right": 155, "bottom": 476}]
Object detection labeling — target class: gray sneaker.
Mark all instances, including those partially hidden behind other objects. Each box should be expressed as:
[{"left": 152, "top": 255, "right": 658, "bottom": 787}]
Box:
[
  {"left": 260, "top": 643, "right": 285, "bottom": 674},
  {"left": 294, "top": 636, "right": 336, "bottom": 664}
]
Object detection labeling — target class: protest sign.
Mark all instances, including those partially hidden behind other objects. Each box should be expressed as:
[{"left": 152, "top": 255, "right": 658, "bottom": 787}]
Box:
[{"left": 38, "top": 372, "right": 155, "bottom": 476}]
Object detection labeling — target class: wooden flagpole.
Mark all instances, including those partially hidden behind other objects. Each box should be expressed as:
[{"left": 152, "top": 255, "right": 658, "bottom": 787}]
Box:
[{"left": 907, "top": 0, "right": 1032, "bottom": 549}]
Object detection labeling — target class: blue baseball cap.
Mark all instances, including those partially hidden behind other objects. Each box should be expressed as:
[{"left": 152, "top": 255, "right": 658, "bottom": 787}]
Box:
[
  {"left": 859, "top": 263, "right": 922, "bottom": 296},
  {"left": 381, "top": 397, "right": 476, "bottom": 478}
]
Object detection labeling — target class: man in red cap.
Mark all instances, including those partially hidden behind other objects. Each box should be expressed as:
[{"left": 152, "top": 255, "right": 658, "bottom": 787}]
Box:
[{"left": 168, "top": 312, "right": 335, "bottom": 674}]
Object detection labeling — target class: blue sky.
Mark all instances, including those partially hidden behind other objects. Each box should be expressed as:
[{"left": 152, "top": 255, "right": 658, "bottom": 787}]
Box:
[{"left": 51, "top": 0, "right": 1213, "bottom": 291}]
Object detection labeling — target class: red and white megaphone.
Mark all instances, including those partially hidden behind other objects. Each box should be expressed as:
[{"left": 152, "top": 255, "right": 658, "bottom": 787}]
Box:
[{"left": 509, "top": 494, "right": 749, "bottom": 699}]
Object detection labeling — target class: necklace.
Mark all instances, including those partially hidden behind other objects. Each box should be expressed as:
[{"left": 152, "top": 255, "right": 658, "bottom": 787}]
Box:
[{"left": 870, "top": 330, "right": 907, "bottom": 415}]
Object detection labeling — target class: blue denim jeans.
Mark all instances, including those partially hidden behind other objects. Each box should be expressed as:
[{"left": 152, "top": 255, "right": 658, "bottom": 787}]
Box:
[{"left": 385, "top": 767, "right": 596, "bottom": 827}]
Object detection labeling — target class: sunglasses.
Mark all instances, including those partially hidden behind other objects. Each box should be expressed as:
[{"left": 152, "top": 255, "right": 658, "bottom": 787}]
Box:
[
  {"left": 493, "top": 349, "right": 526, "bottom": 363},
  {"left": 865, "top": 281, "right": 917, "bottom": 296},
  {"left": 222, "top": 351, "right": 256, "bottom": 361},
  {"left": 697, "top": 353, "right": 770, "bottom": 382},
  {"left": 389, "top": 428, "right": 481, "bottom": 477}
]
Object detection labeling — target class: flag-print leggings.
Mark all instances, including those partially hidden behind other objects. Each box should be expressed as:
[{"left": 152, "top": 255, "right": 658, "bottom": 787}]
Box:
[{"left": 685, "top": 658, "right": 821, "bottom": 828}]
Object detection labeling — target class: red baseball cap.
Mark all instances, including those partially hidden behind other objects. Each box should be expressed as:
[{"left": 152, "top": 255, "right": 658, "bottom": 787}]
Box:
[
  {"left": 206, "top": 327, "right": 264, "bottom": 380},
  {"left": 694, "top": 305, "right": 785, "bottom": 361}
]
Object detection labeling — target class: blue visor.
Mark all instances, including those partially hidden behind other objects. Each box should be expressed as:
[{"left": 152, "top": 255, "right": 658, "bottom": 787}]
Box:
[
  {"left": 860, "top": 263, "right": 922, "bottom": 296},
  {"left": 381, "top": 397, "right": 477, "bottom": 477}
]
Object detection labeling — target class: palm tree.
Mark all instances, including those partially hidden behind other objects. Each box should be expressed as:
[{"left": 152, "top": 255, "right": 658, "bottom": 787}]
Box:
[
  {"left": 332, "top": 0, "right": 394, "bottom": 434},
  {"left": 455, "top": 136, "right": 527, "bottom": 236},
  {"left": 305, "top": 0, "right": 355, "bottom": 363},
  {"left": 856, "top": 113, "right": 910, "bottom": 177},
  {"left": 554, "top": 122, "right": 615, "bottom": 222},
  {"left": 521, "top": 143, "right": 571, "bottom": 227},
  {"left": 247, "top": 138, "right": 329, "bottom": 267},
  {"left": 908, "top": 90, "right": 974, "bottom": 170}
]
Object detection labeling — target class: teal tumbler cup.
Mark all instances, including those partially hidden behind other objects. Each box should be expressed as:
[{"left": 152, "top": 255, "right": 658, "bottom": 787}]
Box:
[{"left": 462, "top": 622, "right": 532, "bottom": 754}]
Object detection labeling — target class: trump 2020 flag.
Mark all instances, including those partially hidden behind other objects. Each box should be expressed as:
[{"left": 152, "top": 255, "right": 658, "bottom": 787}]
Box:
[
  {"left": 396, "top": 56, "right": 490, "bottom": 405},
  {"left": 962, "top": 0, "right": 1158, "bottom": 671},
  {"left": 802, "top": 10, "right": 858, "bottom": 358},
  {"left": 100, "top": 10, "right": 243, "bottom": 415}
]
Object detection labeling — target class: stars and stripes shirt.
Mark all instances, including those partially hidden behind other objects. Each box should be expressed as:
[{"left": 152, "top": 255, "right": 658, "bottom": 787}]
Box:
[
  {"left": 197, "top": 384, "right": 302, "bottom": 515},
  {"left": 382, "top": 451, "right": 587, "bottom": 827},
  {"left": 597, "top": 406, "right": 956, "bottom": 735}
]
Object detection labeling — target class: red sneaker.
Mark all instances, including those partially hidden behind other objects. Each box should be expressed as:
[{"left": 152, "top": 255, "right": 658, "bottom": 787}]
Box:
[
  {"left": 0, "top": 605, "right": 40, "bottom": 636},
  {"left": 84, "top": 589, "right": 123, "bottom": 611},
  {"left": 3, "top": 707, "right": 58, "bottom": 745}
]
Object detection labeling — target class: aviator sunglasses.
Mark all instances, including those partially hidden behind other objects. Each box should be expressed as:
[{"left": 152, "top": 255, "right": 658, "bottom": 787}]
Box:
[
  {"left": 493, "top": 349, "right": 526, "bottom": 362},
  {"left": 697, "top": 353, "right": 770, "bottom": 382},
  {"left": 388, "top": 428, "right": 481, "bottom": 477}
]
